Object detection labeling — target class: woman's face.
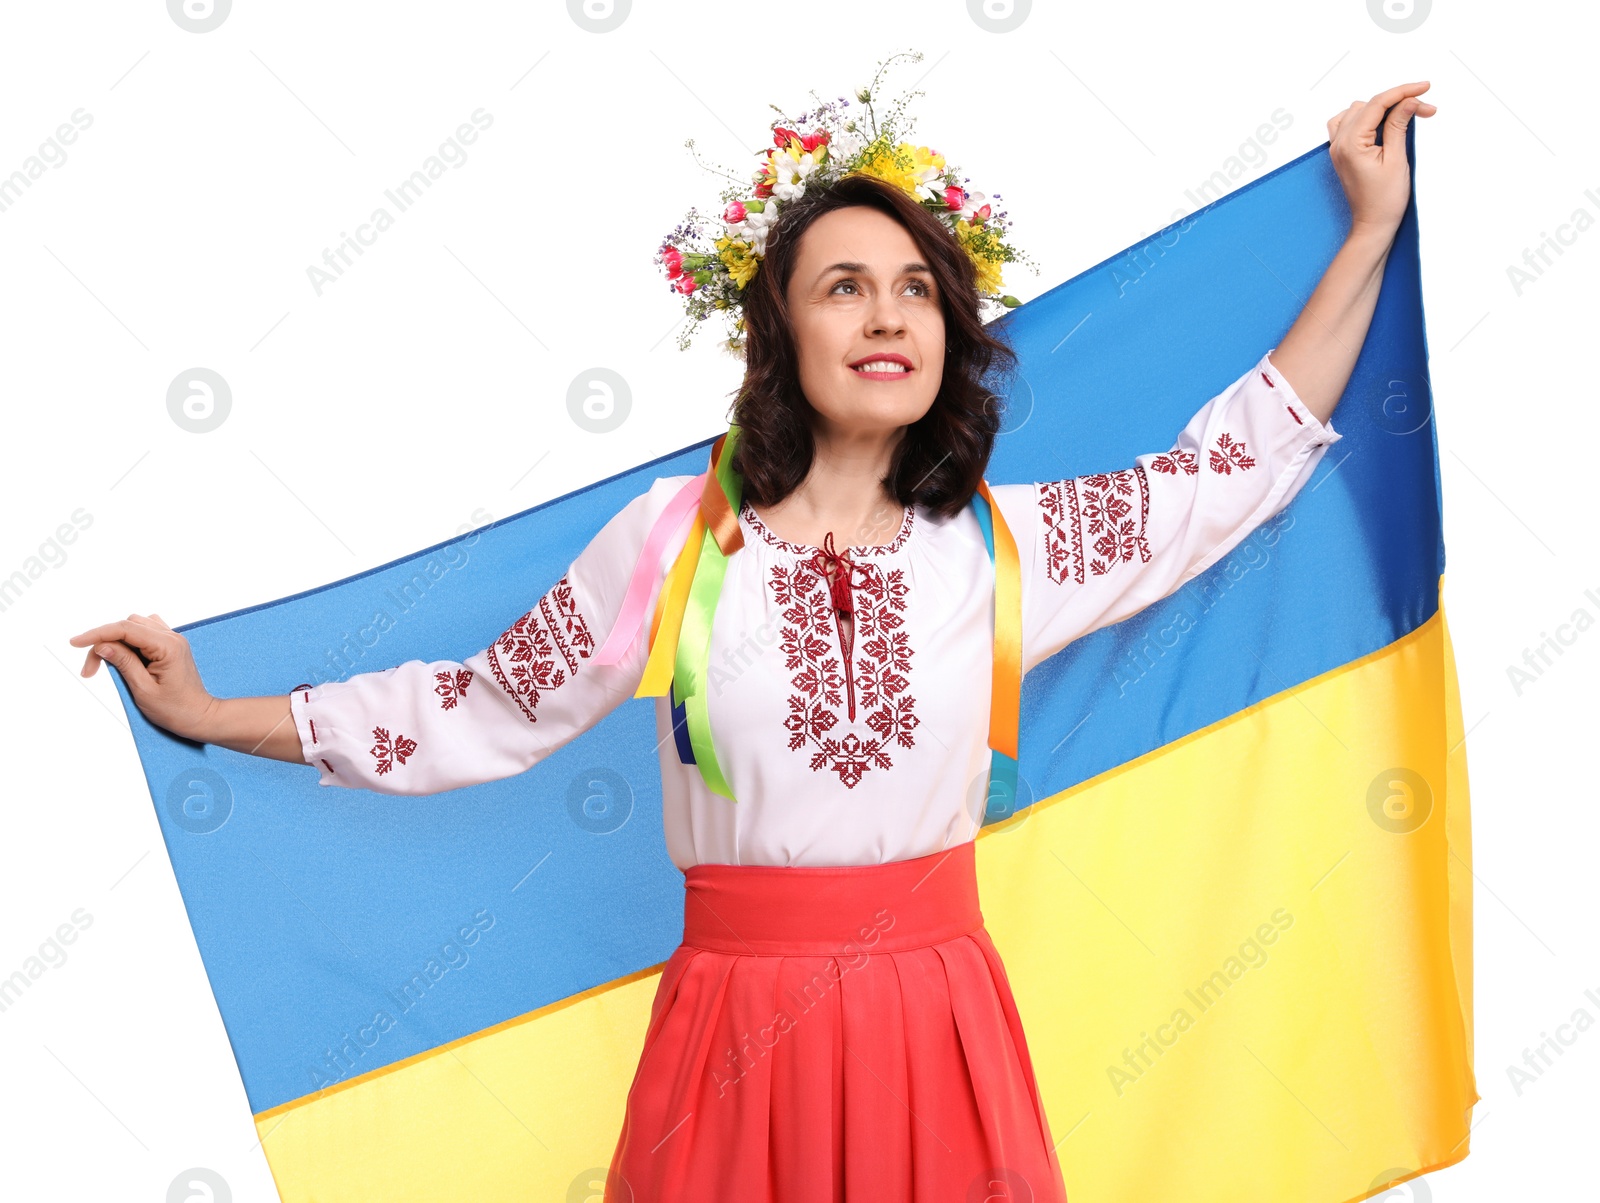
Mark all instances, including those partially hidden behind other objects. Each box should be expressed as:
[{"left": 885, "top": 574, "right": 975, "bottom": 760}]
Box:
[{"left": 784, "top": 204, "right": 946, "bottom": 441}]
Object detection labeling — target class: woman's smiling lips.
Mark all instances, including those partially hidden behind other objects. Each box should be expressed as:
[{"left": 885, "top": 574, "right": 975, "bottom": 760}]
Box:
[{"left": 848, "top": 351, "right": 916, "bottom": 380}]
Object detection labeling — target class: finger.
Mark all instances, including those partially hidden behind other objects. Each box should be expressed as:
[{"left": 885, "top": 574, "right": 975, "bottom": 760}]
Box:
[
  {"left": 1352, "top": 81, "right": 1431, "bottom": 142},
  {"left": 70, "top": 621, "right": 136, "bottom": 648},
  {"left": 93, "top": 640, "right": 156, "bottom": 694},
  {"left": 126, "top": 613, "right": 171, "bottom": 638},
  {"left": 68, "top": 619, "right": 170, "bottom": 656},
  {"left": 148, "top": 613, "right": 172, "bottom": 630},
  {"left": 80, "top": 646, "right": 102, "bottom": 678},
  {"left": 1329, "top": 100, "right": 1362, "bottom": 142},
  {"left": 1384, "top": 96, "right": 1422, "bottom": 141}
]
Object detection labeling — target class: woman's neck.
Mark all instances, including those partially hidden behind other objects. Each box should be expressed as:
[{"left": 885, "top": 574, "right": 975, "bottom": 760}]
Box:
[{"left": 748, "top": 431, "right": 906, "bottom": 550}]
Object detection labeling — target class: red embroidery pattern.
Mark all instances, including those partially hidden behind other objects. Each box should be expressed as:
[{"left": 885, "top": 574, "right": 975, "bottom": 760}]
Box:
[
  {"left": 370, "top": 726, "right": 417, "bottom": 775},
  {"left": 484, "top": 574, "right": 595, "bottom": 723},
  {"left": 1285, "top": 404, "right": 1304, "bottom": 426},
  {"left": 740, "top": 499, "right": 914, "bottom": 557},
  {"left": 1041, "top": 413, "right": 1269, "bottom": 586},
  {"left": 767, "top": 557, "right": 917, "bottom": 789},
  {"left": 1260, "top": 370, "right": 1276, "bottom": 389},
  {"left": 1039, "top": 467, "right": 1154, "bottom": 585},
  {"left": 434, "top": 669, "right": 473, "bottom": 710},
  {"left": 308, "top": 719, "right": 319, "bottom": 745},
  {"left": 1209, "top": 432, "right": 1257, "bottom": 475},
  {"left": 1149, "top": 449, "right": 1198, "bottom": 477}
]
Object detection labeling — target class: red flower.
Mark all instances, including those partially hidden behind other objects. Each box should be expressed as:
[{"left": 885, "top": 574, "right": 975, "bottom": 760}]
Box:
[
  {"left": 772, "top": 127, "right": 827, "bottom": 154},
  {"left": 971, "top": 203, "right": 991, "bottom": 225},
  {"left": 944, "top": 185, "right": 965, "bottom": 210},
  {"left": 661, "top": 246, "right": 683, "bottom": 278},
  {"left": 723, "top": 200, "right": 747, "bottom": 224},
  {"left": 674, "top": 273, "right": 699, "bottom": 295},
  {"left": 753, "top": 179, "right": 774, "bottom": 199}
]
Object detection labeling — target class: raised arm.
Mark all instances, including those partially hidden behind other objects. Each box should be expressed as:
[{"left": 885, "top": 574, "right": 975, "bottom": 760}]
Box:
[
  {"left": 1270, "top": 81, "right": 1436, "bottom": 417},
  {"left": 991, "top": 352, "right": 1342, "bottom": 674}
]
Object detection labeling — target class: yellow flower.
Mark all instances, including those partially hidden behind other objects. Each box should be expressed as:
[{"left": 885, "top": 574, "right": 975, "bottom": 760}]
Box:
[
  {"left": 969, "top": 252, "right": 1004, "bottom": 295},
  {"left": 912, "top": 143, "right": 946, "bottom": 178},
  {"left": 715, "top": 236, "right": 761, "bottom": 289},
  {"left": 954, "top": 218, "right": 1005, "bottom": 294},
  {"left": 853, "top": 140, "right": 946, "bottom": 197}
]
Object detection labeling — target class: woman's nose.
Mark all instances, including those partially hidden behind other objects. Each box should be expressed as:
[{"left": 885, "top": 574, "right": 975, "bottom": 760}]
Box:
[{"left": 866, "top": 296, "right": 909, "bottom": 334}]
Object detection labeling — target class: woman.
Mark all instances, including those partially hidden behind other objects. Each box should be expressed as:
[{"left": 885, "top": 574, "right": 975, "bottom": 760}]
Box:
[{"left": 73, "top": 82, "right": 1434, "bottom": 1202}]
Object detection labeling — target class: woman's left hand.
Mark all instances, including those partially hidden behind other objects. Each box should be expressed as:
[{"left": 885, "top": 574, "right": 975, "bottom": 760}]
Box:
[{"left": 1327, "top": 81, "right": 1438, "bottom": 236}]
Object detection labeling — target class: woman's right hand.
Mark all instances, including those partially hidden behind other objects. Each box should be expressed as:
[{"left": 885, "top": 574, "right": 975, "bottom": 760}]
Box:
[{"left": 70, "top": 613, "right": 217, "bottom": 741}]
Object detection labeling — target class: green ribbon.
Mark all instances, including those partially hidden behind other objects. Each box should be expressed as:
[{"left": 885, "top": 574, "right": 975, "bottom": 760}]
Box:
[{"left": 672, "top": 423, "right": 745, "bottom": 801}]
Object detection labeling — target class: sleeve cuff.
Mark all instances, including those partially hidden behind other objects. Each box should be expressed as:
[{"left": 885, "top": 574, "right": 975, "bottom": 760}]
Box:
[
  {"left": 1262, "top": 349, "right": 1342, "bottom": 447},
  {"left": 288, "top": 682, "right": 342, "bottom": 787}
]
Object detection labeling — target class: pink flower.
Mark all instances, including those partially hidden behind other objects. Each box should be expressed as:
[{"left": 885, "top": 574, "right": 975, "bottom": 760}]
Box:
[
  {"left": 662, "top": 246, "right": 683, "bottom": 278},
  {"left": 944, "top": 185, "right": 965, "bottom": 210},
  {"left": 972, "top": 203, "right": 991, "bottom": 224},
  {"left": 799, "top": 130, "right": 829, "bottom": 152},
  {"left": 724, "top": 200, "right": 748, "bottom": 223},
  {"left": 772, "top": 125, "right": 798, "bottom": 148},
  {"left": 673, "top": 273, "right": 699, "bottom": 295}
]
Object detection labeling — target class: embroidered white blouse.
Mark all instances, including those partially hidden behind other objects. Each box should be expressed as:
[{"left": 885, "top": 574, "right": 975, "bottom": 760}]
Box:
[{"left": 289, "top": 350, "right": 1340, "bottom": 869}]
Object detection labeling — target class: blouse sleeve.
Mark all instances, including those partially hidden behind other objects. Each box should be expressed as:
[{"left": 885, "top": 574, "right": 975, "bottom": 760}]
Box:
[
  {"left": 286, "top": 473, "right": 697, "bottom": 795},
  {"left": 990, "top": 349, "right": 1343, "bottom": 675}
]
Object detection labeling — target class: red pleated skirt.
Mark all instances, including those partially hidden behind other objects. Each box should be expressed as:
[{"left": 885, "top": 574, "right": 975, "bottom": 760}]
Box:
[{"left": 604, "top": 839, "right": 1069, "bottom": 1202}]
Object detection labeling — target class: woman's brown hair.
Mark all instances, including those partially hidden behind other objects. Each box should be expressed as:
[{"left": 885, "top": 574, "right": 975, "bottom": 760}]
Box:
[{"left": 727, "top": 171, "right": 1019, "bottom": 520}]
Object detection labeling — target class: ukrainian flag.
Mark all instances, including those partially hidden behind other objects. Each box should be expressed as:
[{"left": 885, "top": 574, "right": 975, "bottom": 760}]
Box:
[{"left": 110, "top": 124, "right": 1475, "bottom": 1202}]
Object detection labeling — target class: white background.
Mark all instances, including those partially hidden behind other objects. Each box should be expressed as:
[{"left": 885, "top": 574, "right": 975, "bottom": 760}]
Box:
[{"left": 1, "top": 1, "right": 1593, "bottom": 1199}]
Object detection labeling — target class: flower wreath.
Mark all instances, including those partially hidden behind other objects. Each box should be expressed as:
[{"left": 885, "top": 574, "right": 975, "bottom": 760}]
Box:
[{"left": 654, "top": 49, "right": 1039, "bottom": 356}]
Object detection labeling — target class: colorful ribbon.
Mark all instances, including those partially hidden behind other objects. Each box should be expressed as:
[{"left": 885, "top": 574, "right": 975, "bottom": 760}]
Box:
[
  {"left": 588, "top": 474, "right": 705, "bottom": 667},
  {"left": 670, "top": 424, "right": 745, "bottom": 800},
  {"left": 591, "top": 427, "right": 1021, "bottom": 809},
  {"left": 971, "top": 480, "right": 1022, "bottom": 814}
]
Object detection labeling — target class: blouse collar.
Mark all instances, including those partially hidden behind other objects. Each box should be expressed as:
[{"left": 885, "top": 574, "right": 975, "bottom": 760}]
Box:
[{"left": 738, "top": 498, "right": 916, "bottom": 557}]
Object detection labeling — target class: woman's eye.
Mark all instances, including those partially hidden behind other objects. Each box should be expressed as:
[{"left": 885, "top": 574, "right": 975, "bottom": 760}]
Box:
[{"left": 831, "top": 279, "right": 934, "bottom": 297}]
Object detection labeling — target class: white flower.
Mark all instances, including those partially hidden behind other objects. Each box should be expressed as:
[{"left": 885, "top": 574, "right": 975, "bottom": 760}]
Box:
[
  {"left": 828, "top": 129, "right": 866, "bottom": 165},
  {"left": 767, "top": 146, "right": 820, "bottom": 202},
  {"left": 741, "top": 203, "right": 780, "bottom": 255},
  {"left": 957, "top": 189, "right": 988, "bottom": 222}
]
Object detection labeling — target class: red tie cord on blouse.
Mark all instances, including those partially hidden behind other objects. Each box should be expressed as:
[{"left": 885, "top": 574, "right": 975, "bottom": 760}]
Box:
[
  {"left": 806, "top": 531, "right": 874, "bottom": 615},
  {"left": 806, "top": 530, "right": 877, "bottom": 723}
]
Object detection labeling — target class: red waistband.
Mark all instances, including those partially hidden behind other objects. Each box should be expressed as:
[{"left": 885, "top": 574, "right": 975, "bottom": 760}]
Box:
[{"left": 680, "top": 840, "right": 983, "bottom": 955}]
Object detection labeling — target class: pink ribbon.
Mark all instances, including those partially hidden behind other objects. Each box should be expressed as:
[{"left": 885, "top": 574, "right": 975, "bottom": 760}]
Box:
[{"left": 589, "top": 472, "right": 707, "bottom": 666}]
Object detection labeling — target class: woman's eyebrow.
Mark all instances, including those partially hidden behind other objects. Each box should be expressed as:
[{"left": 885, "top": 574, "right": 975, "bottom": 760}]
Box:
[{"left": 816, "top": 260, "right": 934, "bottom": 282}]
